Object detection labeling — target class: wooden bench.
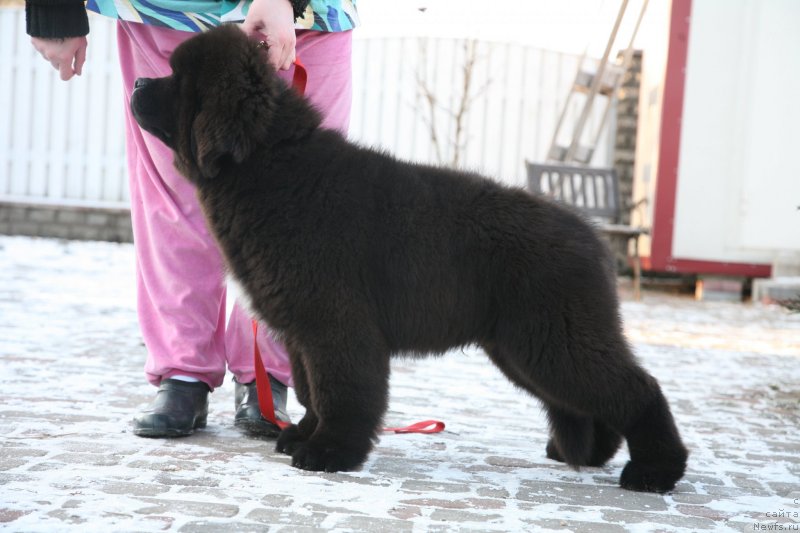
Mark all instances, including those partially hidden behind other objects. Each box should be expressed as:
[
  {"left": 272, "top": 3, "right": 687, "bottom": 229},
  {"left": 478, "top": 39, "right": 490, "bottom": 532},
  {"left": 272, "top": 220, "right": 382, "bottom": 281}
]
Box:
[{"left": 525, "top": 163, "right": 648, "bottom": 299}]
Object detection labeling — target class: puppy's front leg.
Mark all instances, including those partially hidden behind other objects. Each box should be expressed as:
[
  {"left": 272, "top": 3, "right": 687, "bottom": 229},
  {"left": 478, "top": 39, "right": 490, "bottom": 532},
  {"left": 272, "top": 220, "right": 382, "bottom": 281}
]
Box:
[
  {"left": 288, "top": 336, "right": 390, "bottom": 472},
  {"left": 276, "top": 347, "right": 317, "bottom": 455},
  {"left": 277, "top": 415, "right": 317, "bottom": 455}
]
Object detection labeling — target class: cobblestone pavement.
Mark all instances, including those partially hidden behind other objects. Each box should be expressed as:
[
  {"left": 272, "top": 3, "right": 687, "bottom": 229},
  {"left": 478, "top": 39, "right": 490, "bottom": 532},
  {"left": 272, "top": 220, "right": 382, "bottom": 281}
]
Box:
[{"left": 1, "top": 236, "right": 799, "bottom": 532}]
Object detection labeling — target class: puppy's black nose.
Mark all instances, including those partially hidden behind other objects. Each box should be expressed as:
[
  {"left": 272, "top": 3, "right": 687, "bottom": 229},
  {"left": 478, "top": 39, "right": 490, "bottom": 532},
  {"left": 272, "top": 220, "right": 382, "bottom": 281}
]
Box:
[{"left": 133, "top": 77, "right": 153, "bottom": 90}]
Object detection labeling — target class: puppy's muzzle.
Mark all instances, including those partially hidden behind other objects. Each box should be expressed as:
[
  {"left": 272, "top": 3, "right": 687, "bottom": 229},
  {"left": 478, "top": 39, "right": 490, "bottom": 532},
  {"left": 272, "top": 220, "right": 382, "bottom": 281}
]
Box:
[
  {"left": 133, "top": 77, "right": 154, "bottom": 90},
  {"left": 130, "top": 77, "right": 172, "bottom": 143}
]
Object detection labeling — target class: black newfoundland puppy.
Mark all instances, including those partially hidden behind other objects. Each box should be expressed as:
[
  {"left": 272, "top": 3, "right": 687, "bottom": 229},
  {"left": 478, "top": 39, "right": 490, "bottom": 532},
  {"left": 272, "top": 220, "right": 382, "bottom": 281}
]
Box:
[{"left": 131, "top": 24, "right": 687, "bottom": 492}]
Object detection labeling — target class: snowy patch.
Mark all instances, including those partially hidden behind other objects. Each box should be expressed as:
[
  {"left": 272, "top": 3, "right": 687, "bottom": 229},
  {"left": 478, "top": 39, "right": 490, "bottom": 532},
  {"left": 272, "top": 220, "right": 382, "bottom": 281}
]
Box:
[{"left": 1, "top": 236, "right": 798, "bottom": 531}]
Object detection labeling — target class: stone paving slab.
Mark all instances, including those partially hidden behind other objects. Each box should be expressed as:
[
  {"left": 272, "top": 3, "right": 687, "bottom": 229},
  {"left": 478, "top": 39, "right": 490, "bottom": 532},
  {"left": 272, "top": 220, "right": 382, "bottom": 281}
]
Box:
[{"left": 1, "top": 236, "right": 799, "bottom": 532}]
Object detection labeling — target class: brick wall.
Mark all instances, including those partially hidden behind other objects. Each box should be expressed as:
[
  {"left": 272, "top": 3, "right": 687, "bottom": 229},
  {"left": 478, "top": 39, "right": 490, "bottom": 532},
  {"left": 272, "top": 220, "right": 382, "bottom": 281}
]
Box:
[
  {"left": 611, "top": 49, "right": 643, "bottom": 270},
  {"left": 613, "top": 50, "right": 642, "bottom": 224},
  {"left": 0, "top": 202, "right": 133, "bottom": 243}
]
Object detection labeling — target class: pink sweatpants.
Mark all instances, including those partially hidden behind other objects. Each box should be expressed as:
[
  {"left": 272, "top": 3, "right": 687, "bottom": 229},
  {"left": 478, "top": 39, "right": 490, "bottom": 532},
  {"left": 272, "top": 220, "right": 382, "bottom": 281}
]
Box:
[{"left": 117, "top": 22, "right": 353, "bottom": 390}]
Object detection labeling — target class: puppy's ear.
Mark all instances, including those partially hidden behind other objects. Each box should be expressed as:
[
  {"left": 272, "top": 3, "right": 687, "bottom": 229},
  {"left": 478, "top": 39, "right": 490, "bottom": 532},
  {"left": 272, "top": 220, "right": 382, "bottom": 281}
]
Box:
[
  {"left": 189, "top": 48, "right": 276, "bottom": 179},
  {"left": 191, "top": 110, "right": 253, "bottom": 179}
]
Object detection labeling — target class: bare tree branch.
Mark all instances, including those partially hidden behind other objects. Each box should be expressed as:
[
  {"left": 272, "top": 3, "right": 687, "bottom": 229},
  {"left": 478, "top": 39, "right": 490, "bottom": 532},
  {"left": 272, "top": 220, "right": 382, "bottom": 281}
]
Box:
[{"left": 414, "top": 38, "right": 489, "bottom": 168}]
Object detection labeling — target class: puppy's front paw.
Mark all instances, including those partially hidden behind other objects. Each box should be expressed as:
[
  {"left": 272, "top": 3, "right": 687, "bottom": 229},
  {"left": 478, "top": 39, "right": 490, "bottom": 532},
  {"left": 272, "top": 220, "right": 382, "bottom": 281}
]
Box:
[
  {"left": 545, "top": 438, "right": 565, "bottom": 463},
  {"left": 276, "top": 424, "right": 306, "bottom": 456},
  {"left": 290, "top": 439, "right": 368, "bottom": 473}
]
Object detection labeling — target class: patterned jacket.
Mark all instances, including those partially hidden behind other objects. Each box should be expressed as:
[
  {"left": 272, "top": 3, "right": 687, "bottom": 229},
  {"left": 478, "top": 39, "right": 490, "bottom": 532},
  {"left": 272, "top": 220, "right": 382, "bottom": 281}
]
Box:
[{"left": 26, "top": 0, "right": 358, "bottom": 37}]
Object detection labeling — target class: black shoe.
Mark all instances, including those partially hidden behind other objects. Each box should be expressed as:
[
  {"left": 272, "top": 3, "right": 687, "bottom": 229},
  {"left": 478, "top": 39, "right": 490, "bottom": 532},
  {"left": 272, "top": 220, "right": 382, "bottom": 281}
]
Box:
[
  {"left": 234, "top": 376, "right": 291, "bottom": 437},
  {"left": 132, "top": 379, "right": 210, "bottom": 438}
]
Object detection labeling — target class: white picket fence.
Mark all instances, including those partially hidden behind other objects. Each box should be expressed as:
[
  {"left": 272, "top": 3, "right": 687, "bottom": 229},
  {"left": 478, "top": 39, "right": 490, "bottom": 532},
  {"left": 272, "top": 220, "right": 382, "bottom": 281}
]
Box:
[{"left": 0, "top": 8, "right": 614, "bottom": 207}]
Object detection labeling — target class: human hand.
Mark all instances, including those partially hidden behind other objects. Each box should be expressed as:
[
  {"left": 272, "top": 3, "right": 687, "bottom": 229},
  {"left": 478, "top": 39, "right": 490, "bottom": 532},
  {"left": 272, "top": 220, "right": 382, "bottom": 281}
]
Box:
[
  {"left": 31, "top": 36, "right": 88, "bottom": 81},
  {"left": 241, "top": 0, "right": 296, "bottom": 70}
]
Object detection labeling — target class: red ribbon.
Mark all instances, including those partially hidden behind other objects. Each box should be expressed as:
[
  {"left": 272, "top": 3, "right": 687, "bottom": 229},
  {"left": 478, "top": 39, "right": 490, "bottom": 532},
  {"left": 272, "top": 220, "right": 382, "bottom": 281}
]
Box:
[
  {"left": 383, "top": 420, "right": 446, "bottom": 434},
  {"left": 252, "top": 321, "right": 445, "bottom": 435},
  {"left": 249, "top": 58, "right": 305, "bottom": 432},
  {"left": 250, "top": 57, "right": 444, "bottom": 438},
  {"left": 292, "top": 58, "right": 307, "bottom": 95},
  {"left": 252, "top": 320, "right": 290, "bottom": 430}
]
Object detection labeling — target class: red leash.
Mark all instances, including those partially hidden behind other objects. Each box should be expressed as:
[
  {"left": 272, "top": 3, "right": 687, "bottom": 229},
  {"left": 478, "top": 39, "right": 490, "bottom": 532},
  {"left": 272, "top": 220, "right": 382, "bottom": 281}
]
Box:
[
  {"left": 255, "top": 40, "right": 307, "bottom": 94},
  {"left": 250, "top": 58, "right": 443, "bottom": 436},
  {"left": 252, "top": 321, "right": 445, "bottom": 435},
  {"left": 249, "top": 58, "right": 305, "bottom": 432},
  {"left": 252, "top": 320, "right": 290, "bottom": 430},
  {"left": 291, "top": 58, "right": 307, "bottom": 95},
  {"left": 384, "top": 420, "right": 446, "bottom": 434}
]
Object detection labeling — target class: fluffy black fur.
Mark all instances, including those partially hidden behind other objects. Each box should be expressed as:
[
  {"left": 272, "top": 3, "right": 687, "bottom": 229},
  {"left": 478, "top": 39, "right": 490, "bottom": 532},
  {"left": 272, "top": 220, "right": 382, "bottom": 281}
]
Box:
[{"left": 130, "top": 24, "right": 688, "bottom": 492}]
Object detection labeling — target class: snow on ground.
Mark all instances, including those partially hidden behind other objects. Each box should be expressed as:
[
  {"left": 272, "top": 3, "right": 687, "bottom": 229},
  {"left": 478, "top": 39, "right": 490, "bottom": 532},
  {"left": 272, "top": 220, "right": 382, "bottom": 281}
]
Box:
[{"left": 0, "top": 235, "right": 798, "bottom": 532}]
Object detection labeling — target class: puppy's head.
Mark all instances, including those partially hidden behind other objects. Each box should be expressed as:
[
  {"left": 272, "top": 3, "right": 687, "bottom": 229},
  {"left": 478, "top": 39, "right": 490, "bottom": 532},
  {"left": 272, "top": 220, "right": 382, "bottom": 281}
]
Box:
[{"left": 130, "top": 24, "right": 279, "bottom": 181}]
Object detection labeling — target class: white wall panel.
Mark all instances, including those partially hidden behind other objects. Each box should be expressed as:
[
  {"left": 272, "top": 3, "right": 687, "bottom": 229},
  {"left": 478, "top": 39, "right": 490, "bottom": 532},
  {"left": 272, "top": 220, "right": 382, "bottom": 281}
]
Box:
[{"left": 673, "top": 0, "right": 800, "bottom": 262}]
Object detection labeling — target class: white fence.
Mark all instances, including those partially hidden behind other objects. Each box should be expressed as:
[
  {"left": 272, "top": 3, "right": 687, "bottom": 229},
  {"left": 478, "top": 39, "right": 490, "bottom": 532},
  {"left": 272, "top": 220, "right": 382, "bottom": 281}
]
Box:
[{"left": 0, "top": 8, "right": 614, "bottom": 207}]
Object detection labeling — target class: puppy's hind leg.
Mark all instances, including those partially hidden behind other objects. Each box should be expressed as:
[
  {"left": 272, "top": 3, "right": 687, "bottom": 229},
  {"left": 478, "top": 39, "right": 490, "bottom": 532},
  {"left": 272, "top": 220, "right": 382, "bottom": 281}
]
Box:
[
  {"left": 482, "top": 343, "right": 603, "bottom": 467},
  {"left": 588, "top": 419, "right": 624, "bottom": 467},
  {"left": 544, "top": 405, "right": 622, "bottom": 467},
  {"left": 490, "top": 318, "right": 687, "bottom": 492},
  {"left": 537, "top": 343, "right": 687, "bottom": 492},
  {"left": 618, "top": 385, "right": 688, "bottom": 493},
  {"left": 544, "top": 405, "right": 593, "bottom": 466}
]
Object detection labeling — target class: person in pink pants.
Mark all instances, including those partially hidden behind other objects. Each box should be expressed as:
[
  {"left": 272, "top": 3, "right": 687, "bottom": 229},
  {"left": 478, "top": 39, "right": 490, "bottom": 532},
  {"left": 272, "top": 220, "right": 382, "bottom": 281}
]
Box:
[{"left": 26, "top": 0, "right": 358, "bottom": 437}]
